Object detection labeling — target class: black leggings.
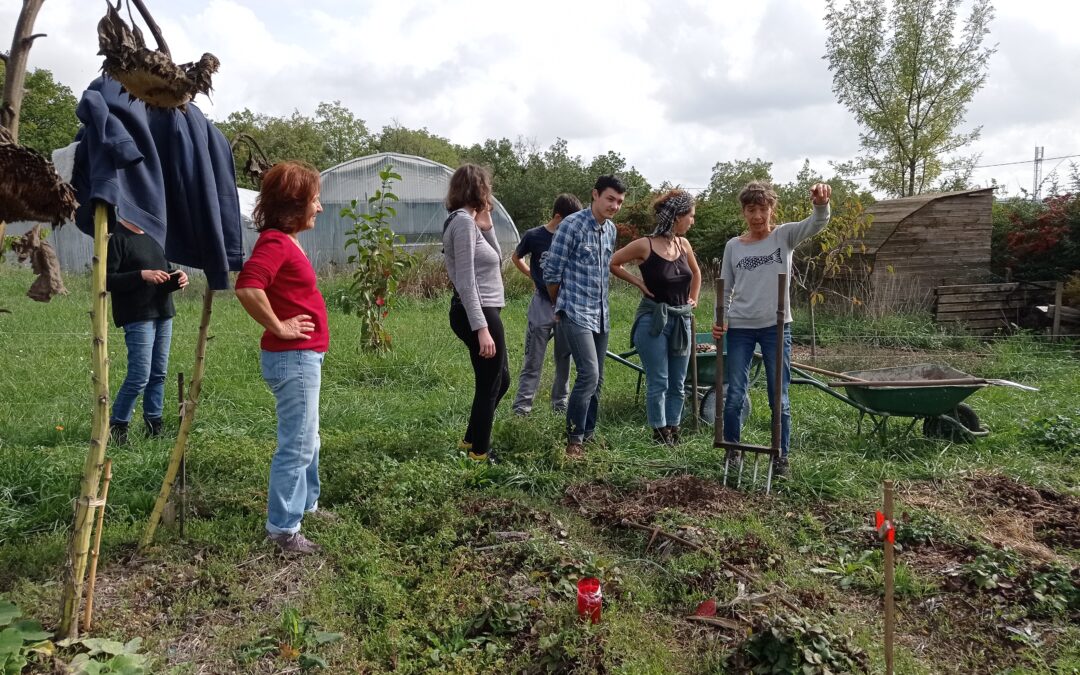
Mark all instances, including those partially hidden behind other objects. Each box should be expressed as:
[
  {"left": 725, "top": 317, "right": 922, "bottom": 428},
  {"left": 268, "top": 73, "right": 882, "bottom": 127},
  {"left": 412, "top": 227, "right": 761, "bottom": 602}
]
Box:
[{"left": 449, "top": 301, "right": 510, "bottom": 455}]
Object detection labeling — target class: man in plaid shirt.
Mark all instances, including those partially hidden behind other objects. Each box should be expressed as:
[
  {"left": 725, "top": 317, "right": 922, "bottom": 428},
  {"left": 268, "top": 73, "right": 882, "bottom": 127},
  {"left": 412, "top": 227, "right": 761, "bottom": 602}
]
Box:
[{"left": 544, "top": 175, "right": 627, "bottom": 458}]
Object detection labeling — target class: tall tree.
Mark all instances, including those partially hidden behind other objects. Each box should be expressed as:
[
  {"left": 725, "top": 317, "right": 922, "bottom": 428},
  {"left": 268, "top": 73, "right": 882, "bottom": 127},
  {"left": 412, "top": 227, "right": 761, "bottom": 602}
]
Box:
[
  {"left": 824, "top": 0, "right": 996, "bottom": 196},
  {"left": 315, "top": 100, "right": 369, "bottom": 168},
  {"left": 0, "top": 0, "right": 46, "bottom": 142},
  {"left": 372, "top": 123, "right": 460, "bottom": 168},
  {"left": 0, "top": 63, "right": 78, "bottom": 154}
]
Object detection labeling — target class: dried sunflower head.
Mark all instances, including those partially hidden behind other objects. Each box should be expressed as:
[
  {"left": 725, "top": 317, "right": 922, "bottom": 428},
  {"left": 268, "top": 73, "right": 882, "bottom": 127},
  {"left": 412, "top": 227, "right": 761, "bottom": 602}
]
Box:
[{"left": 0, "top": 126, "right": 78, "bottom": 227}]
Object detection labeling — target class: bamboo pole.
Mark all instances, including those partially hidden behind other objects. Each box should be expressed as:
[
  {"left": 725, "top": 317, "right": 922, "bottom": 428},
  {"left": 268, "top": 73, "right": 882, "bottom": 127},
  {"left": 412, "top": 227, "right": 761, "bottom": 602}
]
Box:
[
  {"left": 690, "top": 314, "right": 699, "bottom": 433},
  {"left": 1053, "top": 282, "right": 1063, "bottom": 342},
  {"left": 178, "top": 372, "right": 187, "bottom": 540},
  {"left": 58, "top": 203, "right": 110, "bottom": 639},
  {"left": 140, "top": 287, "right": 214, "bottom": 549},
  {"left": 884, "top": 480, "right": 895, "bottom": 675},
  {"left": 82, "top": 458, "right": 113, "bottom": 633}
]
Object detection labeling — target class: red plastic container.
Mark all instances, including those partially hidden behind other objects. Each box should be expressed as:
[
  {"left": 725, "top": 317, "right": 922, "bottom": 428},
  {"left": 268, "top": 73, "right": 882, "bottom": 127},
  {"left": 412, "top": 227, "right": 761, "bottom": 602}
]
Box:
[{"left": 577, "top": 577, "right": 602, "bottom": 624}]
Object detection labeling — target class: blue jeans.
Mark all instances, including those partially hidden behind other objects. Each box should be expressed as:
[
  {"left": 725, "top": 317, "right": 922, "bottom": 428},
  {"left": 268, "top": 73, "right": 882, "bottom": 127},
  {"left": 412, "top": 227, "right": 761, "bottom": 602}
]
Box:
[
  {"left": 261, "top": 349, "right": 323, "bottom": 535},
  {"left": 556, "top": 315, "right": 609, "bottom": 444},
  {"left": 724, "top": 324, "right": 791, "bottom": 455},
  {"left": 633, "top": 313, "right": 691, "bottom": 429},
  {"left": 111, "top": 318, "right": 173, "bottom": 425}
]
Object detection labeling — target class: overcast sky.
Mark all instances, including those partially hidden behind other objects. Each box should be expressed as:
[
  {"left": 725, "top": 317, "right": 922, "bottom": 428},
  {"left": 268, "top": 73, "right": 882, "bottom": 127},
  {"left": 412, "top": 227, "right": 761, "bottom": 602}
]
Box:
[{"left": 5, "top": 0, "right": 1079, "bottom": 197}]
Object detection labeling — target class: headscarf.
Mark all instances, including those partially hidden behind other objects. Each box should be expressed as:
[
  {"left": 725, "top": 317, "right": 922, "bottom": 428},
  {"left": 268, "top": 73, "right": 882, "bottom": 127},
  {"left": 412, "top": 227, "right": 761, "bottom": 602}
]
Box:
[{"left": 651, "top": 190, "right": 695, "bottom": 238}]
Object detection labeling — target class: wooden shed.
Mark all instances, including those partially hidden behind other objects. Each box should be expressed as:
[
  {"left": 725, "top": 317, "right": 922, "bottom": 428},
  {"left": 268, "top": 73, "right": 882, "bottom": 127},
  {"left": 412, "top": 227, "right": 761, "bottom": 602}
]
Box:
[{"left": 846, "top": 188, "right": 994, "bottom": 305}]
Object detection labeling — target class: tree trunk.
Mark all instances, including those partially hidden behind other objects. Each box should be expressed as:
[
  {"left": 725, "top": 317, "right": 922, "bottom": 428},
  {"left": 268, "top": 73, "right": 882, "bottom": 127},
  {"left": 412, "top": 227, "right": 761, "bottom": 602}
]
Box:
[
  {"left": 57, "top": 203, "right": 110, "bottom": 639},
  {"left": 1, "top": 0, "right": 47, "bottom": 141}
]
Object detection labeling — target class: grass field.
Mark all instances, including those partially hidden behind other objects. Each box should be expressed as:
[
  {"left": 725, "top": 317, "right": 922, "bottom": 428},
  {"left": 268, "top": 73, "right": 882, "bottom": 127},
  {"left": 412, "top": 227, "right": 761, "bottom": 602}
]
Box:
[{"left": 1, "top": 267, "right": 1078, "bottom": 674}]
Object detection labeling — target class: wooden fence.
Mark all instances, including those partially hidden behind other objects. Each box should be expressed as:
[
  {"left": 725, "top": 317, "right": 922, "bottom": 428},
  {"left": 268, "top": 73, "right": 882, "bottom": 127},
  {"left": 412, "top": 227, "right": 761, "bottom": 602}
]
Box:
[{"left": 934, "top": 281, "right": 1060, "bottom": 334}]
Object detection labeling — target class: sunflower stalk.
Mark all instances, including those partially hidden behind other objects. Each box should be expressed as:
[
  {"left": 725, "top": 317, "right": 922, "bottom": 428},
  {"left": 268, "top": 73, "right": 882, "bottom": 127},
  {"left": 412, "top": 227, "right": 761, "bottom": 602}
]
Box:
[
  {"left": 57, "top": 203, "right": 111, "bottom": 639},
  {"left": 140, "top": 287, "right": 213, "bottom": 549}
]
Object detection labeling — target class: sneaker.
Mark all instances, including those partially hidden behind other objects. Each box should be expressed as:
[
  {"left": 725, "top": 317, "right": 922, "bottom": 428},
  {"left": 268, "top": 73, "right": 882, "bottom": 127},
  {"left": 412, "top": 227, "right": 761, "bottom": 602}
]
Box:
[
  {"left": 512, "top": 407, "right": 530, "bottom": 417},
  {"left": 109, "top": 422, "right": 128, "bottom": 445},
  {"left": 723, "top": 448, "right": 743, "bottom": 472},
  {"left": 468, "top": 450, "right": 499, "bottom": 465},
  {"left": 773, "top": 456, "right": 789, "bottom": 478},
  {"left": 267, "top": 531, "right": 321, "bottom": 554},
  {"left": 457, "top": 439, "right": 473, "bottom": 452},
  {"left": 144, "top": 417, "right": 164, "bottom": 438},
  {"left": 565, "top": 442, "right": 584, "bottom": 460},
  {"left": 666, "top": 426, "right": 681, "bottom": 446}
]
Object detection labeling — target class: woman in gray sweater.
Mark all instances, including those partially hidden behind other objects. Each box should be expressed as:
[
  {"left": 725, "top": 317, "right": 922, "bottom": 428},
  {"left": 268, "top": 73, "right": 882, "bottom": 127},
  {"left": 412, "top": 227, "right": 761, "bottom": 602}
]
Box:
[
  {"left": 443, "top": 164, "right": 508, "bottom": 463},
  {"left": 712, "top": 180, "right": 831, "bottom": 476}
]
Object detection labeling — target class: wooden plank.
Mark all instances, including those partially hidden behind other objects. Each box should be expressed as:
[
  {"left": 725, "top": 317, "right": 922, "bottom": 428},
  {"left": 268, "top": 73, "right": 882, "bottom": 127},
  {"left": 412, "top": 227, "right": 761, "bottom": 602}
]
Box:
[
  {"left": 936, "top": 292, "right": 1054, "bottom": 305},
  {"left": 935, "top": 309, "right": 1025, "bottom": 321},
  {"left": 936, "top": 282, "right": 1020, "bottom": 293}
]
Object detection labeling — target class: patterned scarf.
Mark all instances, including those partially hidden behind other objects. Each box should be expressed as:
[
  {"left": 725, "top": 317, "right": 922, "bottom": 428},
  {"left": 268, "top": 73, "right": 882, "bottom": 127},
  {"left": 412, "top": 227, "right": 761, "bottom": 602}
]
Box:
[{"left": 651, "top": 191, "right": 695, "bottom": 238}]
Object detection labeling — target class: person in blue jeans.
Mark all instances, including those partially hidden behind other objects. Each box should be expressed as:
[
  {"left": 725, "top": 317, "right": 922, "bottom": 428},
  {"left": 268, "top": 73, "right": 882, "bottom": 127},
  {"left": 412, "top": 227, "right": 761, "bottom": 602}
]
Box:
[
  {"left": 713, "top": 181, "right": 832, "bottom": 476},
  {"left": 510, "top": 193, "right": 581, "bottom": 416},
  {"left": 544, "top": 175, "right": 626, "bottom": 459},
  {"left": 235, "top": 161, "right": 329, "bottom": 554},
  {"left": 106, "top": 220, "right": 188, "bottom": 444},
  {"left": 610, "top": 189, "right": 702, "bottom": 445}
]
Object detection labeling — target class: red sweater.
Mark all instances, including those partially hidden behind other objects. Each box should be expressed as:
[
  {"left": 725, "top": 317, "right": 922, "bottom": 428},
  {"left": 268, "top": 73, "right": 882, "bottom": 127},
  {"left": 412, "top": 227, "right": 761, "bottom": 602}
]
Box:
[{"left": 236, "top": 229, "right": 329, "bottom": 353}]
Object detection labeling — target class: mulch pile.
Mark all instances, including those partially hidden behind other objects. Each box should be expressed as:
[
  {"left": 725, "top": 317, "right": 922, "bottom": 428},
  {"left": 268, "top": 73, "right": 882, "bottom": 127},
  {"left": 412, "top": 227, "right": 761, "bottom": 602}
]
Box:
[
  {"left": 564, "top": 475, "right": 755, "bottom": 523},
  {"left": 967, "top": 474, "right": 1080, "bottom": 551}
]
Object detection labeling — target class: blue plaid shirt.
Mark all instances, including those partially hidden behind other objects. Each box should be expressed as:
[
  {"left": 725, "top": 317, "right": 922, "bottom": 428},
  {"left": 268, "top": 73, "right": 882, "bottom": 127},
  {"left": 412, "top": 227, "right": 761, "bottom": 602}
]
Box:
[{"left": 543, "top": 206, "right": 616, "bottom": 333}]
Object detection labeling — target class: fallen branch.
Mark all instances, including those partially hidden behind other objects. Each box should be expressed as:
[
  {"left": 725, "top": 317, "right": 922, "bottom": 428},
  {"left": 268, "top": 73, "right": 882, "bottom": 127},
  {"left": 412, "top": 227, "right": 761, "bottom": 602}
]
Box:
[
  {"left": 684, "top": 615, "right": 747, "bottom": 631},
  {"left": 621, "top": 518, "right": 801, "bottom": 613}
]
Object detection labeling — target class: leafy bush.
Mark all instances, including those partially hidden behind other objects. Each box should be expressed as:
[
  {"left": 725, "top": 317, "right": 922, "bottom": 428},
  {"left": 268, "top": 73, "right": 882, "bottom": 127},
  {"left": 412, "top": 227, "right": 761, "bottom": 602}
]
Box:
[
  {"left": 338, "top": 165, "right": 418, "bottom": 352},
  {"left": 991, "top": 194, "right": 1080, "bottom": 281},
  {"left": 1028, "top": 412, "right": 1080, "bottom": 454}
]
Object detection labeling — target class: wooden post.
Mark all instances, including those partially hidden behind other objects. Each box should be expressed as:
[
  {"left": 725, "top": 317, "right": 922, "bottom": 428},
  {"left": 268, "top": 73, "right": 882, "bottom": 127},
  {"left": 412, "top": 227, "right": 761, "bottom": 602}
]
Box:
[
  {"left": 690, "top": 314, "right": 699, "bottom": 433},
  {"left": 58, "top": 203, "right": 110, "bottom": 639},
  {"left": 1052, "top": 282, "right": 1063, "bottom": 342},
  {"left": 714, "top": 278, "right": 725, "bottom": 448},
  {"left": 765, "top": 274, "right": 786, "bottom": 494},
  {"left": 140, "top": 287, "right": 214, "bottom": 549},
  {"left": 82, "top": 459, "right": 113, "bottom": 633},
  {"left": 178, "top": 372, "right": 186, "bottom": 540},
  {"left": 884, "top": 480, "right": 895, "bottom": 675}
]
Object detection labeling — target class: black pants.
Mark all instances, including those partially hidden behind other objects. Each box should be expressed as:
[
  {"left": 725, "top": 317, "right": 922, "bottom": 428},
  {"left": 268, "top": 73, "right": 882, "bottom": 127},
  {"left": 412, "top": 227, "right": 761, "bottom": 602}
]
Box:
[{"left": 449, "top": 301, "right": 510, "bottom": 455}]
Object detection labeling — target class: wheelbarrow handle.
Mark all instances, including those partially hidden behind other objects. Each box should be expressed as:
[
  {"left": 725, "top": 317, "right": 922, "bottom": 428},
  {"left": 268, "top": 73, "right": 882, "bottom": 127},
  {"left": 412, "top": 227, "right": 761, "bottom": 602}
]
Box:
[
  {"left": 790, "top": 361, "right": 866, "bottom": 382},
  {"left": 826, "top": 378, "right": 987, "bottom": 388}
]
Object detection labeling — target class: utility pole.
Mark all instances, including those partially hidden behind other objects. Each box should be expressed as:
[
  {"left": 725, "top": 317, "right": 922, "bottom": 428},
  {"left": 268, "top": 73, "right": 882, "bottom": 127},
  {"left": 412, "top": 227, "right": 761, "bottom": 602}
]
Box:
[{"left": 1032, "top": 146, "right": 1045, "bottom": 200}]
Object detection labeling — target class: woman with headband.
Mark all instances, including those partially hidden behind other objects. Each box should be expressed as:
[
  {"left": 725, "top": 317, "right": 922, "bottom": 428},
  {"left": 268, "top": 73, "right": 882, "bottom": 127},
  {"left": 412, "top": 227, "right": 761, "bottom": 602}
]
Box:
[
  {"left": 610, "top": 189, "right": 702, "bottom": 445},
  {"left": 712, "top": 180, "right": 831, "bottom": 477}
]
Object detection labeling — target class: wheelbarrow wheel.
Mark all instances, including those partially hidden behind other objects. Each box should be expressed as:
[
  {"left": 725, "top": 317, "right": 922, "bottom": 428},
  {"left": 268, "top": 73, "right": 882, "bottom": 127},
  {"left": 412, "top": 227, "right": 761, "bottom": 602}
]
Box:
[
  {"left": 923, "top": 403, "right": 981, "bottom": 443},
  {"left": 699, "top": 385, "right": 751, "bottom": 426}
]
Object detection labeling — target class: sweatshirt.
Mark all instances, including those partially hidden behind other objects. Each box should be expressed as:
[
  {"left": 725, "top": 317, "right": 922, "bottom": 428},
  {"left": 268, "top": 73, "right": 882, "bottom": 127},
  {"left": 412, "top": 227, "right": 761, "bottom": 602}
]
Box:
[
  {"left": 442, "top": 209, "right": 505, "bottom": 330},
  {"left": 720, "top": 204, "right": 830, "bottom": 329},
  {"left": 105, "top": 226, "right": 176, "bottom": 327}
]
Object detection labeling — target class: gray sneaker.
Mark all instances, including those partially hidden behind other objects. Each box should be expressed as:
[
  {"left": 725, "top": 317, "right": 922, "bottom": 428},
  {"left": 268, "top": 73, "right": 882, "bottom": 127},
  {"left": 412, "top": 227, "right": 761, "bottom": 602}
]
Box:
[{"left": 267, "top": 531, "right": 321, "bottom": 554}]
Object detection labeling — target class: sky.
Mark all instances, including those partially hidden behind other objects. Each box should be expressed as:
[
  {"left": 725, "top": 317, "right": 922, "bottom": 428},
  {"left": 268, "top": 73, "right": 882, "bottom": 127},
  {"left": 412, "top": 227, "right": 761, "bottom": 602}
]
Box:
[{"left": 5, "top": 0, "right": 1080, "bottom": 198}]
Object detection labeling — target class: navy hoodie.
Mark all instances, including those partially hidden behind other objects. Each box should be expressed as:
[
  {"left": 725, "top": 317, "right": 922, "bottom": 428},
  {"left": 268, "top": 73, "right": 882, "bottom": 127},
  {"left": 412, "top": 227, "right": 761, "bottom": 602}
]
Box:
[{"left": 72, "top": 76, "right": 243, "bottom": 290}]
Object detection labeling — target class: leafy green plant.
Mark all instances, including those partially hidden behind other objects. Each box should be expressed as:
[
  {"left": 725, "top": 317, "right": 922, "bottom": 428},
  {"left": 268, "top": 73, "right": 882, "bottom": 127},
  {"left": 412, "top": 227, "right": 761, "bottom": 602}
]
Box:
[
  {"left": 727, "top": 613, "right": 869, "bottom": 674},
  {"left": 0, "top": 599, "right": 54, "bottom": 674},
  {"left": 1028, "top": 412, "right": 1080, "bottom": 454},
  {"left": 811, "top": 548, "right": 881, "bottom": 590},
  {"left": 958, "top": 549, "right": 1024, "bottom": 591},
  {"left": 239, "top": 606, "right": 343, "bottom": 670},
  {"left": 338, "top": 165, "right": 417, "bottom": 352},
  {"left": 1026, "top": 563, "right": 1080, "bottom": 616},
  {"left": 60, "top": 637, "right": 149, "bottom": 675}
]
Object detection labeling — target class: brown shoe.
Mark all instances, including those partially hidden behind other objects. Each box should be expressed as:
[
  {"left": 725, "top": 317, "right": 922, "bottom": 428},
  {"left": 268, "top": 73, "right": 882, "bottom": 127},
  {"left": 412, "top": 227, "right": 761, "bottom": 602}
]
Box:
[
  {"left": 666, "top": 426, "right": 680, "bottom": 446},
  {"left": 652, "top": 427, "right": 669, "bottom": 445},
  {"left": 565, "top": 442, "right": 584, "bottom": 459}
]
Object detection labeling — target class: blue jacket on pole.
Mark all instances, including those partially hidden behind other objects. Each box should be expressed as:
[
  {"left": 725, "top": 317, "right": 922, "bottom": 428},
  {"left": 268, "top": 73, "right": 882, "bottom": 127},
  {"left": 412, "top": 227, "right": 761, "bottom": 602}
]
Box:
[{"left": 72, "top": 76, "right": 243, "bottom": 290}]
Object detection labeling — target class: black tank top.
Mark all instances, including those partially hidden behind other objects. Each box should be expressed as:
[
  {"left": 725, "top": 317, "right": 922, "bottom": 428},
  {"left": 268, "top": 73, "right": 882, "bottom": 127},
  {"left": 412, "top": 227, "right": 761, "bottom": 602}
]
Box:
[{"left": 640, "top": 238, "right": 692, "bottom": 306}]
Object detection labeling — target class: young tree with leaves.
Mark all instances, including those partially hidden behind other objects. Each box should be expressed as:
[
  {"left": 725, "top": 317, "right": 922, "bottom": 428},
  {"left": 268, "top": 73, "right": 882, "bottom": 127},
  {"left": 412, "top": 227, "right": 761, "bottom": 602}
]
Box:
[{"left": 823, "top": 0, "right": 996, "bottom": 197}]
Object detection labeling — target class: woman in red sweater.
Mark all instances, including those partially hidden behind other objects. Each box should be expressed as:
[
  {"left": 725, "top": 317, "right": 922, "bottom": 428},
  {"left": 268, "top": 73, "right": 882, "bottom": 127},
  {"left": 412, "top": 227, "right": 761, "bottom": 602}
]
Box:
[{"left": 235, "top": 161, "right": 329, "bottom": 554}]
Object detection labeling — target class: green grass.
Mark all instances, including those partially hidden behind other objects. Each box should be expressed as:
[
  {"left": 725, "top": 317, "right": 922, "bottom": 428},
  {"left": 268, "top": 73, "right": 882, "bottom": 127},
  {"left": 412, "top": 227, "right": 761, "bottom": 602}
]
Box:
[{"left": 1, "top": 267, "right": 1078, "bottom": 674}]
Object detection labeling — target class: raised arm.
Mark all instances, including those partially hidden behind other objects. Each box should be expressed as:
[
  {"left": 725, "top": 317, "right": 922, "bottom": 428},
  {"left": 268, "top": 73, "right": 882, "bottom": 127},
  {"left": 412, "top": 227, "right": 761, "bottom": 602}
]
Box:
[{"left": 780, "top": 183, "right": 832, "bottom": 248}]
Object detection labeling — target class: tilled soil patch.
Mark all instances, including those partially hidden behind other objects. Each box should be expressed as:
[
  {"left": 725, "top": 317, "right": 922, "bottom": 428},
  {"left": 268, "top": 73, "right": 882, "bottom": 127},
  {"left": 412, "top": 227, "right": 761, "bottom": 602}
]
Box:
[{"left": 563, "top": 475, "right": 759, "bottom": 524}]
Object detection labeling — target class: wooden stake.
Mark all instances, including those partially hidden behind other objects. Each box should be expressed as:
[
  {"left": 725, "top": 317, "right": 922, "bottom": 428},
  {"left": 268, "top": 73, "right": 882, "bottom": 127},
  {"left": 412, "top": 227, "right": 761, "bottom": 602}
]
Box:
[
  {"left": 714, "top": 277, "right": 725, "bottom": 448},
  {"left": 58, "top": 203, "right": 110, "bottom": 639},
  {"left": 1053, "top": 282, "right": 1063, "bottom": 342},
  {"left": 83, "top": 458, "right": 113, "bottom": 633},
  {"left": 884, "top": 480, "right": 895, "bottom": 675},
  {"left": 178, "top": 372, "right": 186, "bottom": 539},
  {"left": 690, "top": 314, "right": 699, "bottom": 433},
  {"left": 140, "top": 287, "right": 214, "bottom": 549}
]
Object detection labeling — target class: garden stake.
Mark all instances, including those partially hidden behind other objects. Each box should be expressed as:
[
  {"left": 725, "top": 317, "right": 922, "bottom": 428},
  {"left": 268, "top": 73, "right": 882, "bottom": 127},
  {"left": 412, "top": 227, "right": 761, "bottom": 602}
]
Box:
[
  {"left": 178, "top": 372, "right": 186, "bottom": 540},
  {"left": 58, "top": 202, "right": 111, "bottom": 639},
  {"left": 141, "top": 287, "right": 214, "bottom": 550},
  {"left": 883, "top": 480, "right": 896, "bottom": 675},
  {"left": 83, "top": 458, "right": 113, "bottom": 633},
  {"left": 764, "top": 273, "right": 788, "bottom": 496},
  {"left": 690, "top": 313, "right": 699, "bottom": 433},
  {"left": 715, "top": 277, "right": 729, "bottom": 484},
  {"left": 1053, "top": 281, "right": 1063, "bottom": 342}
]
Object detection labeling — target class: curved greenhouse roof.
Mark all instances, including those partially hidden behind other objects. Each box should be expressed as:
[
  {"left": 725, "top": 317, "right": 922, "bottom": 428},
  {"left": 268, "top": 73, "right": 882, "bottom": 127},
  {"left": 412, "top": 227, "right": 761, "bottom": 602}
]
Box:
[{"left": 294, "top": 152, "right": 520, "bottom": 268}]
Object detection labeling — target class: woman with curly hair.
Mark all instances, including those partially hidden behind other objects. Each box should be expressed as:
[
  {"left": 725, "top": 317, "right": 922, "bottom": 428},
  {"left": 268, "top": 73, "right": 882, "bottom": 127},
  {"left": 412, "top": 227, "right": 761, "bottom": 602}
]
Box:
[
  {"left": 235, "top": 161, "right": 328, "bottom": 554},
  {"left": 610, "top": 189, "right": 702, "bottom": 445}
]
